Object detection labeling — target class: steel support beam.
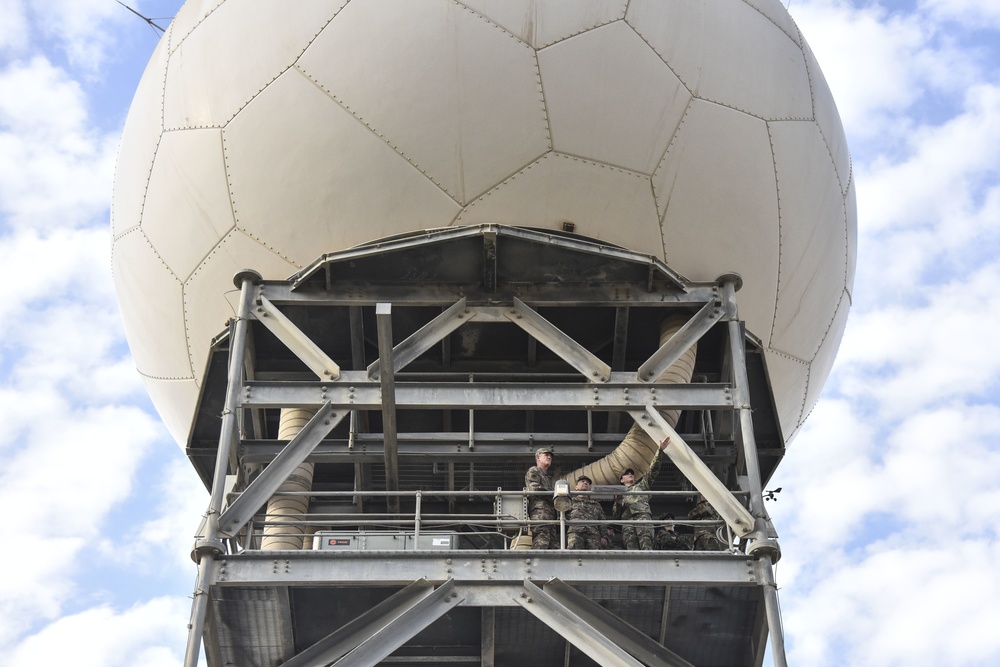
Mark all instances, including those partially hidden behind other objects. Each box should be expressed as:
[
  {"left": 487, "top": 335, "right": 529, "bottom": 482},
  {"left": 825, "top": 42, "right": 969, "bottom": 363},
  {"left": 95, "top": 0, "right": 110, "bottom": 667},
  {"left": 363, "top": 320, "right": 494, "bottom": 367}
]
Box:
[
  {"left": 240, "top": 377, "right": 733, "bottom": 410},
  {"left": 218, "top": 403, "right": 346, "bottom": 537},
  {"left": 637, "top": 298, "right": 724, "bottom": 382},
  {"left": 184, "top": 271, "right": 258, "bottom": 667},
  {"left": 506, "top": 298, "right": 611, "bottom": 382},
  {"left": 722, "top": 277, "right": 787, "bottom": 667},
  {"left": 327, "top": 579, "right": 461, "bottom": 667},
  {"left": 231, "top": 436, "right": 735, "bottom": 463},
  {"left": 262, "top": 282, "right": 720, "bottom": 308},
  {"left": 756, "top": 558, "right": 787, "bottom": 667},
  {"left": 481, "top": 607, "right": 495, "bottom": 667},
  {"left": 376, "top": 303, "right": 400, "bottom": 514},
  {"left": 255, "top": 294, "right": 341, "bottom": 380},
  {"left": 631, "top": 405, "right": 755, "bottom": 537},
  {"left": 290, "top": 224, "right": 689, "bottom": 293},
  {"left": 280, "top": 579, "right": 440, "bottom": 667},
  {"left": 541, "top": 579, "right": 695, "bottom": 667},
  {"left": 367, "top": 298, "right": 468, "bottom": 379},
  {"left": 211, "top": 551, "right": 758, "bottom": 587},
  {"left": 607, "top": 306, "right": 629, "bottom": 433},
  {"left": 514, "top": 580, "right": 644, "bottom": 667}
]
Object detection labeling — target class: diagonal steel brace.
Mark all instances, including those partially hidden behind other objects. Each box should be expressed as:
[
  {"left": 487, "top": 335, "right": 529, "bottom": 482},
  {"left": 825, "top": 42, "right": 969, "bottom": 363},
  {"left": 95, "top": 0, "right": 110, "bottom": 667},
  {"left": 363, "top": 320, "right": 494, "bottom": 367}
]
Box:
[
  {"left": 218, "top": 402, "right": 346, "bottom": 536},
  {"left": 631, "top": 405, "right": 756, "bottom": 537}
]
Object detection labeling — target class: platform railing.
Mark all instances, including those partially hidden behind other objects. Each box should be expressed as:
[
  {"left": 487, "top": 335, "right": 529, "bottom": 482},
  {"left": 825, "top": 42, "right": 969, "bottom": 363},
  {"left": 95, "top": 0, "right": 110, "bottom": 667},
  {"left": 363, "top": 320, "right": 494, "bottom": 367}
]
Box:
[{"left": 225, "top": 488, "right": 746, "bottom": 553}]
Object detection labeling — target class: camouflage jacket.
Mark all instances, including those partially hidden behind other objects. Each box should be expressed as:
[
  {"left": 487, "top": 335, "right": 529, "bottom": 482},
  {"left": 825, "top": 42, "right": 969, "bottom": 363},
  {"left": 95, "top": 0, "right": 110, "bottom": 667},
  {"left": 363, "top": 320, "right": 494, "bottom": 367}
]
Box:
[
  {"left": 567, "top": 495, "right": 608, "bottom": 535},
  {"left": 524, "top": 465, "right": 554, "bottom": 512},
  {"left": 613, "top": 449, "right": 663, "bottom": 520},
  {"left": 687, "top": 499, "right": 721, "bottom": 534}
]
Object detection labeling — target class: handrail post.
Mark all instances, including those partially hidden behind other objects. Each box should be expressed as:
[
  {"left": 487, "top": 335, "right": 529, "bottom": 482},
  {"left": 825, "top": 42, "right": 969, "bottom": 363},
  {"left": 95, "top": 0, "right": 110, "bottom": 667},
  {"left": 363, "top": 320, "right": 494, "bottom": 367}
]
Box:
[{"left": 414, "top": 490, "right": 422, "bottom": 544}]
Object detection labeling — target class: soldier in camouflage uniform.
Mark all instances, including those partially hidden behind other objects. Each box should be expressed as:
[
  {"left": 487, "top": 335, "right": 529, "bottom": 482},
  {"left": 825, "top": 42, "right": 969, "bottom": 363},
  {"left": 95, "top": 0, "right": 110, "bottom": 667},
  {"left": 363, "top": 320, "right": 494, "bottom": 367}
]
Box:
[
  {"left": 613, "top": 437, "right": 670, "bottom": 550},
  {"left": 525, "top": 446, "right": 556, "bottom": 549},
  {"left": 567, "top": 476, "right": 611, "bottom": 550},
  {"left": 654, "top": 513, "right": 693, "bottom": 551},
  {"left": 688, "top": 494, "right": 725, "bottom": 551}
]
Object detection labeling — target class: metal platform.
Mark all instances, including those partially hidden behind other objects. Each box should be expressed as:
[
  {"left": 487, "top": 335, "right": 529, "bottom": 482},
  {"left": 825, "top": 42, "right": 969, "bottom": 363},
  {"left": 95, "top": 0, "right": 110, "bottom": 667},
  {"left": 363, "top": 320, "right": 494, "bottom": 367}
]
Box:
[{"left": 183, "top": 225, "right": 787, "bottom": 667}]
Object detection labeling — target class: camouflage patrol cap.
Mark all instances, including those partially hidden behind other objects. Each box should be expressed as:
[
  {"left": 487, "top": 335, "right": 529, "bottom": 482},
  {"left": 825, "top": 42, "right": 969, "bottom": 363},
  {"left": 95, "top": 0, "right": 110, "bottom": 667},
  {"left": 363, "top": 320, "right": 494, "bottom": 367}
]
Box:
[
  {"left": 535, "top": 446, "right": 553, "bottom": 456},
  {"left": 577, "top": 475, "right": 592, "bottom": 484},
  {"left": 619, "top": 468, "right": 635, "bottom": 481}
]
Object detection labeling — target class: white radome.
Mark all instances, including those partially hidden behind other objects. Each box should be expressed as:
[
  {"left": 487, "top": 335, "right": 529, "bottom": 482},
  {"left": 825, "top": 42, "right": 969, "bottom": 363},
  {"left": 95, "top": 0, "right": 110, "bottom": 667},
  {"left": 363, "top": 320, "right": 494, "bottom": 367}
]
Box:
[{"left": 112, "top": 0, "right": 856, "bottom": 447}]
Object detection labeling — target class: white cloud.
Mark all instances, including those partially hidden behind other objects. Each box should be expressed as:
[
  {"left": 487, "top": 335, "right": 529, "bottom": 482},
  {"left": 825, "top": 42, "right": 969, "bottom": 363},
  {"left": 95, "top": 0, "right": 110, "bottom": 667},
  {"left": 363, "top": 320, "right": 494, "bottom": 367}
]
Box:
[
  {"left": 922, "top": 0, "right": 1000, "bottom": 28},
  {"left": 0, "top": 0, "right": 29, "bottom": 54},
  {"left": 836, "top": 262, "right": 1000, "bottom": 416},
  {"left": 0, "top": 56, "right": 118, "bottom": 232},
  {"left": 23, "top": 0, "right": 138, "bottom": 74},
  {"left": 100, "top": 453, "right": 210, "bottom": 573},
  {"left": 0, "top": 403, "right": 162, "bottom": 644},
  {"left": 5, "top": 596, "right": 189, "bottom": 667},
  {"left": 770, "top": 6, "right": 1000, "bottom": 665},
  {"left": 858, "top": 82, "right": 1000, "bottom": 236},
  {"left": 784, "top": 541, "right": 1000, "bottom": 666}
]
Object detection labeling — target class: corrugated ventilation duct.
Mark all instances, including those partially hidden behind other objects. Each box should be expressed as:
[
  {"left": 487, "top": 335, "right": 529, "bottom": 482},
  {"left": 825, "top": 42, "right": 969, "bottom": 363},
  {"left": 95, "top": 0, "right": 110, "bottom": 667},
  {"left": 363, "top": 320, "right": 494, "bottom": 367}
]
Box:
[
  {"left": 565, "top": 313, "right": 695, "bottom": 486},
  {"left": 261, "top": 408, "right": 316, "bottom": 550}
]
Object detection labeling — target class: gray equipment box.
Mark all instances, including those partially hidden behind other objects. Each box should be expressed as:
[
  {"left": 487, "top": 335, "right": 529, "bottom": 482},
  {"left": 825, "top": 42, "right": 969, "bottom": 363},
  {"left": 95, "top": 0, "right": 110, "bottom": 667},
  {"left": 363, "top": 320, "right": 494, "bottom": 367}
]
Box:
[
  {"left": 409, "top": 532, "right": 459, "bottom": 550},
  {"left": 313, "top": 530, "right": 457, "bottom": 551}
]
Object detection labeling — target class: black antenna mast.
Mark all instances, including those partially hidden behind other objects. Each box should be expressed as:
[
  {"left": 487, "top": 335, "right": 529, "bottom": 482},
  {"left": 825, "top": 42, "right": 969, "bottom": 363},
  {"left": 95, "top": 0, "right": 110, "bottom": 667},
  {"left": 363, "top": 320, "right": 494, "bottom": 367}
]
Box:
[{"left": 117, "top": 1, "right": 168, "bottom": 35}]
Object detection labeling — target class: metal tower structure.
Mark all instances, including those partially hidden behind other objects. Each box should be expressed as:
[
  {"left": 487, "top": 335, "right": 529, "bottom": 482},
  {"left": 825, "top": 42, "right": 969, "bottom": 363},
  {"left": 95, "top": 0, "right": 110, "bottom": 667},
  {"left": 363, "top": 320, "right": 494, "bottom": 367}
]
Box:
[{"left": 183, "top": 225, "right": 787, "bottom": 667}]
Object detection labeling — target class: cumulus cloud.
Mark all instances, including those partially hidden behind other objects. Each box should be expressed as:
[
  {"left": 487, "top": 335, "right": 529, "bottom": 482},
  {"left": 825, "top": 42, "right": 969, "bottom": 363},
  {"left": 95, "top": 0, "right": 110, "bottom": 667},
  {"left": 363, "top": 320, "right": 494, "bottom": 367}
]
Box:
[
  {"left": 0, "top": 0, "right": 177, "bottom": 652},
  {"left": 99, "top": 453, "right": 209, "bottom": 574},
  {"left": 783, "top": 541, "right": 1000, "bottom": 666},
  {"left": 0, "top": 56, "right": 117, "bottom": 232},
  {"left": 768, "top": 3, "right": 1000, "bottom": 666},
  {"left": 0, "top": 0, "right": 29, "bottom": 53},
  {"left": 792, "top": 1, "right": 980, "bottom": 144},
  {"left": 5, "top": 596, "right": 189, "bottom": 667}
]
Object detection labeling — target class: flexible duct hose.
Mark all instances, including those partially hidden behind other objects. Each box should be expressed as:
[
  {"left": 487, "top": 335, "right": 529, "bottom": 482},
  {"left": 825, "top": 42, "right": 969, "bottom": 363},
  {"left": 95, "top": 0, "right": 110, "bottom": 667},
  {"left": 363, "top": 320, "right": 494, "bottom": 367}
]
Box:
[
  {"left": 261, "top": 408, "right": 316, "bottom": 550},
  {"left": 564, "top": 313, "right": 695, "bottom": 486}
]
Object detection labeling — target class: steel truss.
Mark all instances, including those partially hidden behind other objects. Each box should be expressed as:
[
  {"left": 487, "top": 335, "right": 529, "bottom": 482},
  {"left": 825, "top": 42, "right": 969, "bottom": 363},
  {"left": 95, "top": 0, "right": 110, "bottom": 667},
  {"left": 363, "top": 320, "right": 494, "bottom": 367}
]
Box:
[{"left": 183, "top": 225, "right": 787, "bottom": 667}]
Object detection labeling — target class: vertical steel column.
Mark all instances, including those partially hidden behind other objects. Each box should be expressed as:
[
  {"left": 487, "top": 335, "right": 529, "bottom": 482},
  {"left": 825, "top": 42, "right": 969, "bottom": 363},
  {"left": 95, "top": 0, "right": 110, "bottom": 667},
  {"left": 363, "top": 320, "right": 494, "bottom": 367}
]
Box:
[
  {"left": 755, "top": 557, "right": 788, "bottom": 667},
  {"left": 376, "top": 303, "right": 400, "bottom": 515},
  {"left": 720, "top": 274, "right": 786, "bottom": 667},
  {"left": 183, "top": 270, "right": 259, "bottom": 667},
  {"left": 720, "top": 277, "right": 765, "bottom": 520}
]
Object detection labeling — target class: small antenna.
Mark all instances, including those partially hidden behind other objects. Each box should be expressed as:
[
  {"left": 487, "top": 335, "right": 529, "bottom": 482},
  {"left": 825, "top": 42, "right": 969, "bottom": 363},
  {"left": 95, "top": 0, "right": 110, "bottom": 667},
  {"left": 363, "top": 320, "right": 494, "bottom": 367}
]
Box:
[{"left": 117, "top": 1, "right": 169, "bottom": 35}]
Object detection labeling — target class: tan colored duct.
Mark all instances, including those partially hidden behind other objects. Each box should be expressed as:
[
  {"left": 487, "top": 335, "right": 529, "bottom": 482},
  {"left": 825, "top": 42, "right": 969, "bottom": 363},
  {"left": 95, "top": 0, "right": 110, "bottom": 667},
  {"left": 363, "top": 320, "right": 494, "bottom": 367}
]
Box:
[
  {"left": 261, "top": 408, "right": 316, "bottom": 550},
  {"left": 564, "top": 313, "right": 695, "bottom": 486}
]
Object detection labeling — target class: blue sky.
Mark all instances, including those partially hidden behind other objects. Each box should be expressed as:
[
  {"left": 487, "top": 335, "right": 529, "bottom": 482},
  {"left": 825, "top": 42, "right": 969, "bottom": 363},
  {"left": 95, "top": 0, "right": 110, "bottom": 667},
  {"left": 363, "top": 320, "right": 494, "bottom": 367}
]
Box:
[{"left": 1, "top": 1, "right": 999, "bottom": 665}]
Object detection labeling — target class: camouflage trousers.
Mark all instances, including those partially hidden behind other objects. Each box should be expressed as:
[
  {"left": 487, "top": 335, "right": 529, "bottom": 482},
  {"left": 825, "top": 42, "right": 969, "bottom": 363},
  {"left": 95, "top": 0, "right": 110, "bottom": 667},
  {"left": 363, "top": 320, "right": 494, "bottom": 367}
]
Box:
[
  {"left": 567, "top": 527, "right": 603, "bottom": 550},
  {"left": 693, "top": 530, "right": 724, "bottom": 551},
  {"left": 655, "top": 530, "right": 693, "bottom": 551},
  {"left": 622, "top": 513, "right": 654, "bottom": 550},
  {"left": 530, "top": 504, "right": 557, "bottom": 549}
]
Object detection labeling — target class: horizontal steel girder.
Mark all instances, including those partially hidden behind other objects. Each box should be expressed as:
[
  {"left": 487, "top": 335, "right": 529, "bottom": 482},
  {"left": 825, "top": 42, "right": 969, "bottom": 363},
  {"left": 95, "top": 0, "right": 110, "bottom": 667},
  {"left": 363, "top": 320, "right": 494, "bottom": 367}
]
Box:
[
  {"left": 235, "top": 437, "right": 736, "bottom": 463},
  {"left": 256, "top": 283, "right": 721, "bottom": 307},
  {"left": 210, "top": 551, "right": 758, "bottom": 587},
  {"left": 239, "top": 376, "right": 733, "bottom": 410}
]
